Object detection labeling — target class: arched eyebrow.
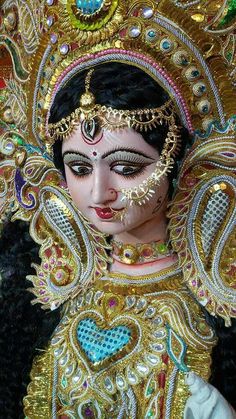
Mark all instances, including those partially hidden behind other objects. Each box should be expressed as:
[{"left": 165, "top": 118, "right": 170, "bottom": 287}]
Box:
[
  {"left": 62, "top": 150, "right": 90, "bottom": 161},
  {"left": 62, "top": 147, "right": 155, "bottom": 161},
  {"left": 102, "top": 147, "right": 155, "bottom": 160}
]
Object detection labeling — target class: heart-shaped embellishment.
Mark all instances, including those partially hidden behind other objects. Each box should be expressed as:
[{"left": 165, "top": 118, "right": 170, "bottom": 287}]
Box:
[{"left": 77, "top": 318, "right": 131, "bottom": 363}]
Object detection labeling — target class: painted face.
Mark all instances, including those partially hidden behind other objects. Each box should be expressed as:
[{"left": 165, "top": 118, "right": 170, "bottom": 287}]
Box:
[{"left": 62, "top": 125, "right": 169, "bottom": 235}]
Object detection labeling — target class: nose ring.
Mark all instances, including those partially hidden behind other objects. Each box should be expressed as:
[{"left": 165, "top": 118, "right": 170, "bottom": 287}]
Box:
[{"left": 108, "top": 188, "right": 118, "bottom": 200}]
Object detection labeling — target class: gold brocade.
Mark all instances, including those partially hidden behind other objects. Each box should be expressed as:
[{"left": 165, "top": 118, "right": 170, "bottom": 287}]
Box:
[
  {"left": 24, "top": 268, "right": 216, "bottom": 418},
  {"left": 24, "top": 350, "right": 54, "bottom": 418}
]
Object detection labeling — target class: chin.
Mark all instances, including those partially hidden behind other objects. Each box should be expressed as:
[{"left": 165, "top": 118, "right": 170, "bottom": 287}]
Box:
[
  {"left": 91, "top": 220, "right": 128, "bottom": 235},
  {"left": 89, "top": 215, "right": 150, "bottom": 235}
]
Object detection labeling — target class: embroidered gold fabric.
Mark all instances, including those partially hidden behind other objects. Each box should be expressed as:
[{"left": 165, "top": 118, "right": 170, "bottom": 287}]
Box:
[
  {"left": 24, "top": 350, "right": 54, "bottom": 418},
  {"left": 24, "top": 269, "right": 216, "bottom": 418}
]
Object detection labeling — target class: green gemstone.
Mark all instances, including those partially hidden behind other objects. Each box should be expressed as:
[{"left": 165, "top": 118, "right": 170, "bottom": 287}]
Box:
[
  {"left": 13, "top": 135, "right": 24, "bottom": 145},
  {"left": 219, "top": 0, "right": 236, "bottom": 27},
  {"left": 147, "top": 410, "right": 154, "bottom": 417},
  {"left": 61, "top": 375, "right": 68, "bottom": 388},
  {"left": 157, "top": 243, "right": 168, "bottom": 254},
  {"left": 226, "top": 51, "right": 233, "bottom": 61},
  {"left": 147, "top": 385, "right": 154, "bottom": 395}
]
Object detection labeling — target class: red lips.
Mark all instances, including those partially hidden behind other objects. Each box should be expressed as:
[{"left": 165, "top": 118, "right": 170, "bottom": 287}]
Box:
[
  {"left": 93, "top": 207, "right": 124, "bottom": 220},
  {"left": 94, "top": 207, "right": 114, "bottom": 219}
]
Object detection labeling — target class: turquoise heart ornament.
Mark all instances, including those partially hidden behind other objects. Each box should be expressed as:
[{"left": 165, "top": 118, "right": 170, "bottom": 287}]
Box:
[{"left": 77, "top": 318, "right": 131, "bottom": 363}]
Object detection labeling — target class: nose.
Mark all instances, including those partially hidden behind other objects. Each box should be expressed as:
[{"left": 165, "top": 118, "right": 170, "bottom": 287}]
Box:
[{"left": 91, "top": 165, "right": 117, "bottom": 205}]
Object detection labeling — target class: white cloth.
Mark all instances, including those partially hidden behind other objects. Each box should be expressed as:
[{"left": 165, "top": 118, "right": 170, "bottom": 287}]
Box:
[{"left": 184, "top": 372, "right": 236, "bottom": 419}]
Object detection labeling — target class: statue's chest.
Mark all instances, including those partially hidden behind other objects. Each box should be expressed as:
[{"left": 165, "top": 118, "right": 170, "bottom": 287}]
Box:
[{"left": 52, "top": 289, "right": 191, "bottom": 418}]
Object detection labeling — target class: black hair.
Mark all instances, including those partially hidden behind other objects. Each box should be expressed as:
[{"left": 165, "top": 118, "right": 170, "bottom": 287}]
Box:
[
  {"left": 50, "top": 62, "right": 192, "bottom": 195},
  {"left": 205, "top": 311, "right": 236, "bottom": 408},
  {"left": 0, "top": 220, "right": 60, "bottom": 418}
]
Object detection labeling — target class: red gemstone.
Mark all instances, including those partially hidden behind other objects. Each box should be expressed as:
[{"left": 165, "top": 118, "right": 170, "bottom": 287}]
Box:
[
  {"left": 159, "top": 395, "right": 164, "bottom": 419},
  {"left": 158, "top": 371, "right": 166, "bottom": 388},
  {"left": 162, "top": 354, "right": 169, "bottom": 364},
  {"left": 141, "top": 248, "right": 153, "bottom": 258}
]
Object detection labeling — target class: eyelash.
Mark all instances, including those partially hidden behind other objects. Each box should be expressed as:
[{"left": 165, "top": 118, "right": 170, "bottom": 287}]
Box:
[
  {"left": 66, "top": 161, "right": 149, "bottom": 179},
  {"left": 116, "top": 166, "right": 147, "bottom": 179}
]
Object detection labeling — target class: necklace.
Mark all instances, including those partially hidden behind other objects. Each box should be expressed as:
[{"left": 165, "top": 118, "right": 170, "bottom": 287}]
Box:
[{"left": 111, "top": 238, "right": 172, "bottom": 265}]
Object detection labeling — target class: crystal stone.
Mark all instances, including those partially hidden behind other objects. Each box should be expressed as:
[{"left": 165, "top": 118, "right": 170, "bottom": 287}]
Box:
[
  {"left": 5, "top": 142, "right": 14, "bottom": 151},
  {"left": 150, "top": 343, "right": 165, "bottom": 352},
  {"left": 129, "top": 26, "right": 141, "bottom": 38},
  {"left": 51, "top": 336, "right": 62, "bottom": 345},
  {"left": 50, "top": 33, "right": 58, "bottom": 44},
  {"left": 116, "top": 374, "right": 127, "bottom": 390},
  {"left": 152, "top": 316, "right": 163, "bottom": 326},
  {"left": 126, "top": 295, "right": 136, "bottom": 308},
  {"left": 146, "top": 354, "right": 160, "bottom": 366},
  {"left": 94, "top": 290, "right": 104, "bottom": 303},
  {"left": 127, "top": 368, "right": 139, "bottom": 385},
  {"left": 104, "top": 377, "right": 114, "bottom": 392},
  {"left": 142, "top": 7, "right": 153, "bottom": 18},
  {"left": 136, "top": 298, "right": 147, "bottom": 311},
  {"left": 46, "top": 15, "right": 54, "bottom": 27},
  {"left": 136, "top": 363, "right": 149, "bottom": 376},
  {"left": 144, "top": 306, "right": 156, "bottom": 318},
  {"left": 60, "top": 44, "right": 69, "bottom": 55},
  {"left": 65, "top": 364, "right": 74, "bottom": 376},
  {"left": 153, "top": 329, "right": 166, "bottom": 339},
  {"left": 85, "top": 290, "right": 93, "bottom": 304},
  {"left": 54, "top": 347, "right": 63, "bottom": 357},
  {"left": 76, "top": 296, "right": 84, "bottom": 308},
  {"left": 72, "top": 369, "right": 82, "bottom": 384},
  {"left": 59, "top": 354, "right": 69, "bottom": 366}
]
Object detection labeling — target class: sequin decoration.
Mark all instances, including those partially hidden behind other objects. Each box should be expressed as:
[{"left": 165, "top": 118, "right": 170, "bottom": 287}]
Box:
[{"left": 77, "top": 318, "right": 131, "bottom": 362}]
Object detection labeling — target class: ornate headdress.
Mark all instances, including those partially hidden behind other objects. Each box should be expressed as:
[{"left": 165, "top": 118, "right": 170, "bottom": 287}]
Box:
[
  {"left": 0, "top": 0, "right": 236, "bottom": 324},
  {"left": 47, "top": 69, "right": 175, "bottom": 140}
]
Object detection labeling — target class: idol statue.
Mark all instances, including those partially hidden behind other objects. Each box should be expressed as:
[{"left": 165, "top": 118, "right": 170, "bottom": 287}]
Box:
[{"left": 0, "top": 1, "right": 236, "bottom": 418}]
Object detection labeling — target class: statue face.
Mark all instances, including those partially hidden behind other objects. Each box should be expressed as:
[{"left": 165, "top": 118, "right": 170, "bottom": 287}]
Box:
[{"left": 62, "top": 125, "right": 169, "bottom": 235}]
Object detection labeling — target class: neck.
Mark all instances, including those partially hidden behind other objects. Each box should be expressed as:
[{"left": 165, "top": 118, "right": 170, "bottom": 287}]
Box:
[{"left": 113, "top": 211, "right": 168, "bottom": 245}]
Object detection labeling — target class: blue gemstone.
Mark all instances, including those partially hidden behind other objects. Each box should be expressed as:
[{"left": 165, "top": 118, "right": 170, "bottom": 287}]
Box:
[
  {"left": 192, "top": 70, "right": 200, "bottom": 77},
  {"left": 181, "top": 57, "right": 188, "bottom": 65},
  {"left": 162, "top": 41, "right": 171, "bottom": 50},
  {"left": 148, "top": 30, "right": 156, "bottom": 38},
  {"left": 199, "top": 85, "right": 206, "bottom": 92},
  {"left": 76, "top": 0, "right": 104, "bottom": 15}
]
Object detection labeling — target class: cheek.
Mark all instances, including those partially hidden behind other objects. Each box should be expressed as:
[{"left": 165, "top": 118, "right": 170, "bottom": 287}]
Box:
[
  {"left": 123, "top": 177, "right": 169, "bottom": 222},
  {"left": 64, "top": 166, "right": 88, "bottom": 209}
]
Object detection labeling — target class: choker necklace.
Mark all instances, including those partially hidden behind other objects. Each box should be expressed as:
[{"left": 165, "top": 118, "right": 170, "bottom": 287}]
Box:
[{"left": 111, "top": 239, "right": 172, "bottom": 265}]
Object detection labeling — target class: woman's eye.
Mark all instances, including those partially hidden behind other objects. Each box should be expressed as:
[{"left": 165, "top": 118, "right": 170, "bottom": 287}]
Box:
[
  {"left": 111, "top": 164, "right": 145, "bottom": 176},
  {"left": 68, "top": 164, "right": 92, "bottom": 176}
]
